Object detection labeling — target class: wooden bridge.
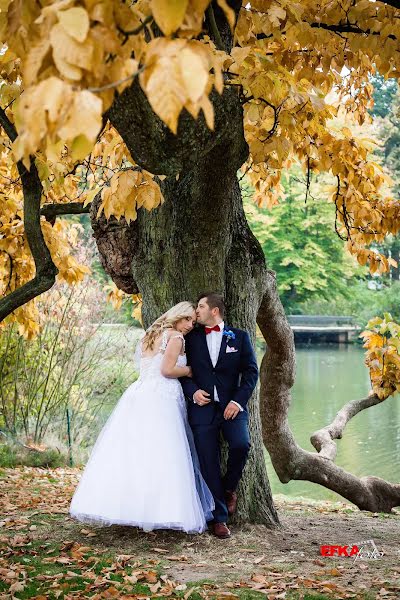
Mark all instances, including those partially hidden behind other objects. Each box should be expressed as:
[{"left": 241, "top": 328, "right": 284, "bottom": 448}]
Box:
[{"left": 287, "top": 315, "right": 360, "bottom": 344}]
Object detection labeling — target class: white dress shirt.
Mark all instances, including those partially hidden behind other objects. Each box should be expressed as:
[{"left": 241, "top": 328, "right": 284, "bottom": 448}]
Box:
[{"left": 194, "top": 321, "right": 243, "bottom": 411}]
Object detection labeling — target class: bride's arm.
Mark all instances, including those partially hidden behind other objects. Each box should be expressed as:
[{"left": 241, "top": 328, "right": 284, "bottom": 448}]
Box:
[{"left": 161, "top": 337, "right": 191, "bottom": 378}]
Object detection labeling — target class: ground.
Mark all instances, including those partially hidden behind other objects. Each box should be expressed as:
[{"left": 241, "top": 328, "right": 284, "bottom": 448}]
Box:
[{"left": 0, "top": 468, "right": 399, "bottom": 599}]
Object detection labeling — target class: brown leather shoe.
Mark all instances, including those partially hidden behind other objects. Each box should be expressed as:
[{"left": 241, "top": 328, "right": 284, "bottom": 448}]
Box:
[
  {"left": 213, "top": 522, "right": 231, "bottom": 539},
  {"left": 225, "top": 490, "right": 237, "bottom": 516}
]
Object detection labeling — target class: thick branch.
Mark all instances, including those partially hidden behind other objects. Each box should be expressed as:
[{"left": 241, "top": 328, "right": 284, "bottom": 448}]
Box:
[
  {"left": 310, "top": 393, "right": 382, "bottom": 460},
  {"left": 41, "top": 201, "right": 90, "bottom": 224},
  {"left": 257, "top": 272, "right": 400, "bottom": 513},
  {"left": 107, "top": 82, "right": 247, "bottom": 176},
  {"left": 107, "top": 3, "right": 245, "bottom": 176},
  {"left": 0, "top": 112, "right": 58, "bottom": 322},
  {"left": 0, "top": 107, "right": 17, "bottom": 141}
]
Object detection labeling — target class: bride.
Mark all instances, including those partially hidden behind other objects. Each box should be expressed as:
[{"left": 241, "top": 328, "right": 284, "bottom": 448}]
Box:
[{"left": 70, "top": 302, "right": 214, "bottom": 533}]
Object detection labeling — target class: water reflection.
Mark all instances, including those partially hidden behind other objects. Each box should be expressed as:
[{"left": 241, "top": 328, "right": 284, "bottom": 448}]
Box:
[{"left": 259, "top": 345, "right": 400, "bottom": 501}]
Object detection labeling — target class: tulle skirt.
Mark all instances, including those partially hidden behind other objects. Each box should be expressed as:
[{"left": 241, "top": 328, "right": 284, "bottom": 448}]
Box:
[{"left": 70, "top": 375, "right": 214, "bottom": 533}]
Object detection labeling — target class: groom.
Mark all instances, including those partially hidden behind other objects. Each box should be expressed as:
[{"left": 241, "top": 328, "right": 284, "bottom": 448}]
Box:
[{"left": 180, "top": 292, "right": 258, "bottom": 539}]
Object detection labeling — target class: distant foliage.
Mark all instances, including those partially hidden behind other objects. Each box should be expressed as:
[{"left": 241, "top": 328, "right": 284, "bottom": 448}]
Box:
[
  {"left": 244, "top": 172, "right": 362, "bottom": 312},
  {"left": 369, "top": 74, "right": 398, "bottom": 118},
  {"left": 0, "top": 279, "right": 136, "bottom": 449}
]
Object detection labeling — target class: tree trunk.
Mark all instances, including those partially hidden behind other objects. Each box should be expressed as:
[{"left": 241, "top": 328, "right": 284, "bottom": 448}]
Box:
[{"left": 91, "top": 77, "right": 280, "bottom": 526}]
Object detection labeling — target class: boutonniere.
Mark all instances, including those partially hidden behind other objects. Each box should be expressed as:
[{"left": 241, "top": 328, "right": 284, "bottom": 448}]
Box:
[{"left": 223, "top": 329, "right": 236, "bottom": 340}]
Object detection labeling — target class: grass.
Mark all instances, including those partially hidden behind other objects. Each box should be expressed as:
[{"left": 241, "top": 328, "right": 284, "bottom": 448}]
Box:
[{"left": 0, "top": 442, "right": 67, "bottom": 468}]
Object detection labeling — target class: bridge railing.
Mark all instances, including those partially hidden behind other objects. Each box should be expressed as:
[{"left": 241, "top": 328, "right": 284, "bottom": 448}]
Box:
[{"left": 287, "top": 315, "right": 356, "bottom": 327}]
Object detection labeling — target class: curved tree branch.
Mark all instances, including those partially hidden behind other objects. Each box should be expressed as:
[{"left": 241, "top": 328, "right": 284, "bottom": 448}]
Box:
[
  {"left": 117, "top": 14, "right": 153, "bottom": 45},
  {"left": 0, "top": 108, "right": 17, "bottom": 141},
  {"left": 0, "top": 109, "right": 58, "bottom": 323},
  {"left": 310, "top": 393, "right": 383, "bottom": 460},
  {"left": 257, "top": 271, "right": 400, "bottom": 513}
]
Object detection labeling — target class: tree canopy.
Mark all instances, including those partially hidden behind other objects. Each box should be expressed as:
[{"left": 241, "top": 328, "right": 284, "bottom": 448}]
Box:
[{"left": 1, "top": 1, "right": 400, "bottom": 330}]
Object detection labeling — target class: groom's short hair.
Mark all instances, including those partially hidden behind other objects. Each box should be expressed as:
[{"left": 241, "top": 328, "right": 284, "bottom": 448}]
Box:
[{"left": 197, "top": 292, "right": 225, "bottom": 318}]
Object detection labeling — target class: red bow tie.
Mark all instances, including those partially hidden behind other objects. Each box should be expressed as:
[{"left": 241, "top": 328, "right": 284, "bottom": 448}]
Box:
[{"left": 205, "top": 325, "right": 221, "bottom": 335}]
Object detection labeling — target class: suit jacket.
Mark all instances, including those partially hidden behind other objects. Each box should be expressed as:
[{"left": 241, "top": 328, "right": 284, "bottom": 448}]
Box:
[{"left": 180, "top": 325, "right": 258, "bottom": 425}]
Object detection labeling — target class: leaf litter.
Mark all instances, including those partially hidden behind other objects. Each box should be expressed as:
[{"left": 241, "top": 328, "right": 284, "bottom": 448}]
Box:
[{"left": 0, "top": 468, "right": 399, "bottom": 598}]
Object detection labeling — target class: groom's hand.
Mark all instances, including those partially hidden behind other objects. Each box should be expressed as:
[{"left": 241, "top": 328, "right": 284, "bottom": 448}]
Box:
[
  {"left": 193, "top": 390, "right": 211, "bottom": 406},
  {"left": 224, "top": 401, "right": 240, "bottom": 420}
]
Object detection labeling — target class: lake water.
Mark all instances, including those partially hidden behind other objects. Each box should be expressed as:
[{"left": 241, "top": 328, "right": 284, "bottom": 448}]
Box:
[{"left": 262, "top": 344, "right": 400, "bottom": 501}]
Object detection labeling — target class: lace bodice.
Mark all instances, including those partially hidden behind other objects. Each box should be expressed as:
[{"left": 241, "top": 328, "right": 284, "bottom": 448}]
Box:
[{"left": 138, "top": 330, "right": 186, "bottom": 379}]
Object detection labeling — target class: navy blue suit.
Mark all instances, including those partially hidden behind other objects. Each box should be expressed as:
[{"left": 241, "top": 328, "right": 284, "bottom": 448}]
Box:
[{"left": 180, "top": 325, "right": 258, "bottom": 523}]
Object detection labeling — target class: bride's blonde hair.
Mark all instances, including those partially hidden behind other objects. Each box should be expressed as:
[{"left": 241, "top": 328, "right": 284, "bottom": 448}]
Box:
[{"left": 142, "top": 301, "right": 196, "bottom": 351}]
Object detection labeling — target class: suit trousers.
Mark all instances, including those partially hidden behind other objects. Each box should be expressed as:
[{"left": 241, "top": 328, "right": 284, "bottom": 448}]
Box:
[{"left": 190, "top": 402, "right": 251, "bottom": 523}]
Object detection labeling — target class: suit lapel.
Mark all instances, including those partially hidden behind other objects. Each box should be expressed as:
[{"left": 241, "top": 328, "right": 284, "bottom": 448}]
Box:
[
  {"left": 199, "top": 327, "right": 214, "bottom": 368},
  {"left": 216, "top": 325, "right": 228, "bottom": 366}
]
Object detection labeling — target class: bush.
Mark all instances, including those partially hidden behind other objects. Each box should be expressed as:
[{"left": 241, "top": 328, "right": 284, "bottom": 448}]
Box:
[
  {"left": 0, "top": 441, "right": 67, "bottom": 468},
  {"left": 0, "top": 279, "right": 138, "bottom": 462}
]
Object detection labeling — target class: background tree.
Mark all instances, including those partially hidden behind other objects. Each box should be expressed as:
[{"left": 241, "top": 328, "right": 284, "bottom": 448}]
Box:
[
  {"left": 1, "top": 1, "right": 400, "bottom": 519},
  {"left": 371, "top": 78, "right": 400, "bottom": 281},
  {"left": 244, "top": 171, "right": 362, "bottom": 313},
  {"left": 369, "top": 74, "right": 398, "bottom": 119}
]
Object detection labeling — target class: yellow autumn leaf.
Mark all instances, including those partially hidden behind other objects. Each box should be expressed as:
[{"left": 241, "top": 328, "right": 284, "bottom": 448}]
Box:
[
  {"left": 179, "top": 45, "right": 209, "bottom": 103},
  {"left": 140, "top": 49, "right": 187, "bottom": 134},
  {"left": 198, "top": 94, "right": 214, "bottom": 129},
  {"left": 132, "top": 301, "right": 143, "bottom": 324},
  {"left": 151, "top": 0, "right": 189, "bottom": 35},
  {"left": 12, "top": 77, "right": 71, "bottom": 166},
  {"left": 178, "top": 0, "right": 210, "bottom": 37},
  {"left": 57, "top": 6, "right": 90, "bottom": 43},
  {"left": 50, "top": 23, "right": 94, "bottom": 81},
  {"left": 23, "top": 37, "right": 50, "bottom": 86},
  {"left": 268, "top": 5, "right": 286, "bottom": 27},
  {"left": 71, "top": 134, "right": 93, "bottom": 162},
  {"left": 83, "top": 186, "right": 102, "bottom": 208},
  {"left": 105, "top": 283, "right": 126, "bottom": 311},
  {"left": 136, "top": 180, "right": 163, "bottom": 210},
  {"left": 58, "top": 90, "right": 102, "bottom": 148}
]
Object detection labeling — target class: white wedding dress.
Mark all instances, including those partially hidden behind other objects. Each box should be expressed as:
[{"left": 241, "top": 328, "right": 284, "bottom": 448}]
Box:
[{"left": 70, "top": 330, "right": 214, "bottom": 533}]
